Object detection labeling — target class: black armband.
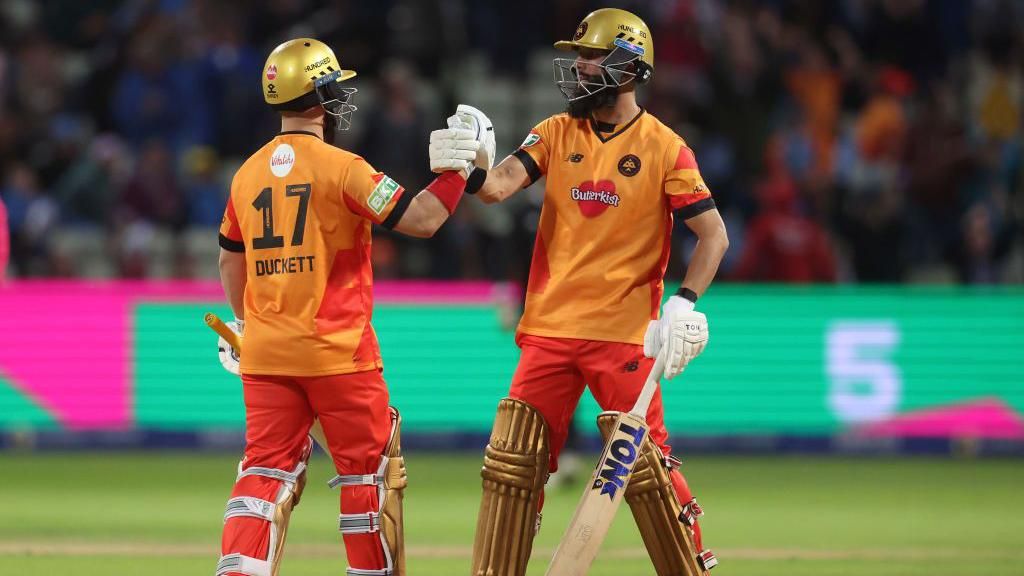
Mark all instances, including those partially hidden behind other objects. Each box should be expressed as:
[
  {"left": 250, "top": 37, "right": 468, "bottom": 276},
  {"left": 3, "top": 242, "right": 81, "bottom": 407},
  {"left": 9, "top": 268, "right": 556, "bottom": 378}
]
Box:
[
  {"left": 381, "top": 188, "right": 415, "bottom": 229},
  {"left": 677, "top": 197, "right": 716, "bottom": 220},
  {"left": 465, "top": 167, "right": 487, "bottom": 195},
  {"left": 512, "top": 149, "right": 542, "bottom": 185},
  {"left": 219, "top": 234, "right": 245, "bottom": 253},
  {"left": 675, "top": 286, "right": 698, "bottom": 304}
]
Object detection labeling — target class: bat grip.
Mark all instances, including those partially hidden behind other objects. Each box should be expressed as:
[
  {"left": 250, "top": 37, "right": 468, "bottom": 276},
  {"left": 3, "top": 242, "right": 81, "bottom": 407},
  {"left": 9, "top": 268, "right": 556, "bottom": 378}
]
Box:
[
  {"left": 629, "top": 349, "right": 666, "bottom": 417},
  {"left": 205, "top": 312, "right": 242, "bottom": 354}
]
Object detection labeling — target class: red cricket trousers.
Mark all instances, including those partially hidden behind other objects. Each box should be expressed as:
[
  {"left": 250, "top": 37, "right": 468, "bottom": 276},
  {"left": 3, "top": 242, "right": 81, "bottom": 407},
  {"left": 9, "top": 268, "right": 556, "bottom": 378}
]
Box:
[
  {"left": 220, "top": 370, "right": 392, "bottom": 574},
  {"left": 509, "top": 334, "right": 704, "bottom": 549}
]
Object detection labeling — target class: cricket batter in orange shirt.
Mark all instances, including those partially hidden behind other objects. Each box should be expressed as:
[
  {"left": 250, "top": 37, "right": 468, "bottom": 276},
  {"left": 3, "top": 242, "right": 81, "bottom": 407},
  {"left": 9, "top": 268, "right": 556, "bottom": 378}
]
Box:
[
  {"left": 212, "top": 38, "right": 486, "bottom": 576},
  {"left": 464, "top": 9, "right": 729, "bottom": 576}
]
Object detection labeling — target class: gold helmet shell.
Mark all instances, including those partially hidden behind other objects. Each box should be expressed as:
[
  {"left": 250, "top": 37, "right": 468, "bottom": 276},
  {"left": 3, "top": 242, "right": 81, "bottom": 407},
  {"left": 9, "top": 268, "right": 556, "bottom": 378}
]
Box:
[
  {"left": 262, "top": 38, "right": 356, "bottom": 110},
  {"left": 554, "top": 8, "right": 653, "bottom": 71}
]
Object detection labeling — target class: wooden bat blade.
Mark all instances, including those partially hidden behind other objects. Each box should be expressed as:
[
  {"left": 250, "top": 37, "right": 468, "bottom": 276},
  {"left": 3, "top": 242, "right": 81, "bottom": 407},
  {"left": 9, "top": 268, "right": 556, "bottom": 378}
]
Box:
[{"left": 545, "top": 411, "right": 651, "bottom": 576}]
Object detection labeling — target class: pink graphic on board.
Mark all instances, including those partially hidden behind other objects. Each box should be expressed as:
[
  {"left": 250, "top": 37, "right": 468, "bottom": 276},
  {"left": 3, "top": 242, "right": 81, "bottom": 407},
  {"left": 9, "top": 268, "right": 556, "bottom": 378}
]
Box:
[
  {"left": 856, "top": 398, "right": 1024, "bottom": 440},
  {"left": 0, "top": 280, "right": 505, "bottom": 429},
  {"left": 0, "top": 281, "right": 228, "bottom": 428},
  {"left": 0, "top": 282, "right": 130, "bottom": 428}
]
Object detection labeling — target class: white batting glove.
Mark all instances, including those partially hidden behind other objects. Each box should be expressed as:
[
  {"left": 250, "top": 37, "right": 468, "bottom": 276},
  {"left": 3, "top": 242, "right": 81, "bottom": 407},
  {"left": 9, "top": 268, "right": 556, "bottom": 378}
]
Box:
[
  {"left": 643, "top": 296, "right": 708, "bottom": 379},
  {"left": 217, "top": 318, "right": 243, "bottom": 376},
  {"left": 429, "top": 120, "right": 479, "bottom": 177},
  {"left": 453, "top": 104, "right": 495, "bottom": 171}
]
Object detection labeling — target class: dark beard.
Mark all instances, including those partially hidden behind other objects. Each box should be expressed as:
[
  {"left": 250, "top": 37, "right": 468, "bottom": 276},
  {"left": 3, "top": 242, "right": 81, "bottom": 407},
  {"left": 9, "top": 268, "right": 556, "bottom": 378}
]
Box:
[{"left": 566, "top": 87, "right": 618, "bottom": 119}]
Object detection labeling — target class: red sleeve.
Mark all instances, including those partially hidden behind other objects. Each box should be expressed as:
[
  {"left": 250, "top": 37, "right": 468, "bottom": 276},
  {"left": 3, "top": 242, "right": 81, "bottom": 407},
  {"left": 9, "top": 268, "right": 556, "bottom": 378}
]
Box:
[
  {"left": 341, "top": 157, "right": 407, "bottom": 225},
  {"left": 664, "top": 143, "right": 714, "bottom": 218},
  {"left": 218, "top": 196, "right": 245, "bottom": 252}
]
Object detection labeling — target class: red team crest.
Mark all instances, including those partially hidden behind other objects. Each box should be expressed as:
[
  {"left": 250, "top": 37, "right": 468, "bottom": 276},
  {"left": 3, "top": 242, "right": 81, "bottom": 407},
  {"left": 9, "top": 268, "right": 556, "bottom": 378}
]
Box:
[{"left": 266, "top": 65, "right": 278, "bottom": 80}]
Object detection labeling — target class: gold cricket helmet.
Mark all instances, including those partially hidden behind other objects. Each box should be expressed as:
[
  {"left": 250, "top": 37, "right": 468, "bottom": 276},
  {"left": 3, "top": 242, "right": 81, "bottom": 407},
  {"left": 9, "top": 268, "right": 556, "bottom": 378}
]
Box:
[
  {"left": 262, "top": 38, "right": 358, "bottom": 127},
  {"left": 553, "top": 8, "right": 654, "bottom": 101},
  {"left": 555, "top": 8, "right": 653, "bottom": 69}
]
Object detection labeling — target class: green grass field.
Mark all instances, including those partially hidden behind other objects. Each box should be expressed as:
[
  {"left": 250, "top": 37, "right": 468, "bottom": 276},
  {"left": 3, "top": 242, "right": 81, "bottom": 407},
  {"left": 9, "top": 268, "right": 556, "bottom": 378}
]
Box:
[{"left": 2, "top": 452, "right": 1022, "bottom": 575}]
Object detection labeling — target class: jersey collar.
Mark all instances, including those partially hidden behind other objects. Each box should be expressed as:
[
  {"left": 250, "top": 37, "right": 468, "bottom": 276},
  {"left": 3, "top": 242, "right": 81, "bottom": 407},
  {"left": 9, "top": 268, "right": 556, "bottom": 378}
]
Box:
[
  {"left": 589, "top": 108, "right": 645, "bottom": 143},
  {"left": 278, "top": 130, "right": 321, "bottom": 139}
]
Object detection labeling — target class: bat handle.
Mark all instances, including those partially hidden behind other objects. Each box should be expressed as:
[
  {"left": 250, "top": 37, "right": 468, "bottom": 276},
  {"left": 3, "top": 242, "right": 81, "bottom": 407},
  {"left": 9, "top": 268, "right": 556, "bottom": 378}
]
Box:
[
  {"left": 205, "top": 312, "right": 243, "bottom": 354},
  {"left": 629, "top": 349, "right": 666, "bottom": 417}
]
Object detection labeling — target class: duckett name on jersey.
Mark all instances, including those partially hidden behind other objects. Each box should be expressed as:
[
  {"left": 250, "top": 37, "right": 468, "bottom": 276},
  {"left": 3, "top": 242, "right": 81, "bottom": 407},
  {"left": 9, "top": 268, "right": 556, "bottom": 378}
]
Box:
[{"left": 255, "top": 255, "right": 316, "bottom": 277}]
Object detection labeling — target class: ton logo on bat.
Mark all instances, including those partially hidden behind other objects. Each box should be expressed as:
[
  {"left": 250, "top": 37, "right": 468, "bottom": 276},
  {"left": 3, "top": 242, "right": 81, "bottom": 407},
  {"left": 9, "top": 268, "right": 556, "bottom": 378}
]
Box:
[{"left": 592, "top": 422, "right": 646, "bottom": 499}]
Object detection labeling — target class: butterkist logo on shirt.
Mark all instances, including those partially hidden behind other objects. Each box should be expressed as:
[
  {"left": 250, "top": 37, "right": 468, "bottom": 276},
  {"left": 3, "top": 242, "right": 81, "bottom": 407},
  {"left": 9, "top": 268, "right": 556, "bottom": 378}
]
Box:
[{"left": 570, "top": 180, "right": 620, "bottom": 218}]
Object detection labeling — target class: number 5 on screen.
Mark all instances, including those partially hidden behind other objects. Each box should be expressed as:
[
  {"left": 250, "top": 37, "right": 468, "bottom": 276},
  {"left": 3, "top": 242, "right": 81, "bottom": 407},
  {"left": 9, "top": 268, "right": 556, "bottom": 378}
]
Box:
[{"left": 826, "top": 321, "right": 902, "bottom": 423}]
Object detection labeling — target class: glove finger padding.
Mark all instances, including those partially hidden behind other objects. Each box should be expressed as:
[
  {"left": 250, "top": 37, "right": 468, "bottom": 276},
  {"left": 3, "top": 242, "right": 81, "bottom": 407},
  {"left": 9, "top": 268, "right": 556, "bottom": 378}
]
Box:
[
  {"left": 218, "top": 336, "right": 240, "bottom": 375},
  {"left": 664, "top": 354, "right": 685, "bottom": 380},
  {"left": 446, "top": 114, "right": 470, "bottom": 130},
  {"left": 690, "top": 340, "right": 707, "bottom": 363},
  {"left": 430, "top": 127, "right": 478, "bottom": 144},
  {"left": 430, "top": 159, "right": 472, "bottom": 173},
  {"left": 428, "top": 138, "right": 480, "bottom": 152},
  {"left": 663, "top": 325, "right": 687, "bottom": 380},
  {"left": 455, "top": 104, "right": 495, "bottom": 170},
  {"left": 642, "top": 320, "right": 660, "bottom": 359},
  {"left": 428, "top": 144, "right": 479, "bottom": 160},
  {"left": 429, "top": 127, "right": 479, "bottom": 175}
]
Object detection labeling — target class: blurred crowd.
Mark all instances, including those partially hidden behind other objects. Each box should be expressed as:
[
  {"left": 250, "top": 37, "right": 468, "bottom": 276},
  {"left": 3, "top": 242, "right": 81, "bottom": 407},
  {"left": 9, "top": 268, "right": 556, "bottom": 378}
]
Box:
[{"left": 0, "top": 0, "right": 1021, "bottom": 284}]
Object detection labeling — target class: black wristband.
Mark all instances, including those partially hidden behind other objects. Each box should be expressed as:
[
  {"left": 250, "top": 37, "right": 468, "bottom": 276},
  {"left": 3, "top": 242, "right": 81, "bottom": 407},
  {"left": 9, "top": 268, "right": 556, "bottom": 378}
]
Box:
[
  {"left": 465, "top": 167, "right": 487, "bottom": 195},
  {"left": 676, "top": 287, "right": 698, "bottom": 304}
]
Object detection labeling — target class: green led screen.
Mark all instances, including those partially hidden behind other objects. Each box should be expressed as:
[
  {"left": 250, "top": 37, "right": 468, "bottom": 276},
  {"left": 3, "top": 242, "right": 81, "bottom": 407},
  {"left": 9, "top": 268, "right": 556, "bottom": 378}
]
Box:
[
  {"left": 133, "top": 287, "right": 1024, "bottom": 435},
  {"left": 2, "top": 283, "right": 1021, "bottom": 437}
]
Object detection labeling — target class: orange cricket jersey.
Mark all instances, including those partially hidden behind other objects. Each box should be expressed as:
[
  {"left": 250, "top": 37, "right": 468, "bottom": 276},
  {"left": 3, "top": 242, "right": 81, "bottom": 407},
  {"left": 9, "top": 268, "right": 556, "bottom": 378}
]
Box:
[
  {"left": 219, "top": 131, "right": 408, "bottom": 376},
  {"left": 512, "top": 110, "right": 714, "bottom": 345}
]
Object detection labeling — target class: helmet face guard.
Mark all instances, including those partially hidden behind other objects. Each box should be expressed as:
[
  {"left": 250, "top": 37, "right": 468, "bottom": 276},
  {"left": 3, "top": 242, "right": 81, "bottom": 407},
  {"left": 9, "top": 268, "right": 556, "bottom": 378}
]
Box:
[
  {"left": 314, "top": 71, "right": 358, "bottom": 131},
  {"left": 553, "top": 46, "right": 640, "bottom": 102}
]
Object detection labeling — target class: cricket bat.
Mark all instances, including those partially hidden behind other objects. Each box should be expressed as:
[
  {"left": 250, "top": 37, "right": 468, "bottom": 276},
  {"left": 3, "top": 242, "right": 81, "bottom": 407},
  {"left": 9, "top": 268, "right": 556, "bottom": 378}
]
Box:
[
  {"left": 205, "top": 312, "right": 242, "bottom": 352},
  {"left": 545, "top": 350, "right": 667, "bottom": 576},
  {"left": 204, "top": 313, "right": 329, "bottom": 450}
]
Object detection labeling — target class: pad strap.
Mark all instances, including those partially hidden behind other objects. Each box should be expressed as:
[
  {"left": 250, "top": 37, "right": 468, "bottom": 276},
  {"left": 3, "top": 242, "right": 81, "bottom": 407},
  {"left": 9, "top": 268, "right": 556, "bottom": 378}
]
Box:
[
  {"left": 347, "top": 568, "right": 392, "bottom": 576},
  {"left": 679, "top": 497, "right": 705, "bottom": 527},
  {"left": 340, "top": 512, "right": 381, "bottom": 534},
  {"left": 698, "top": 550, "right": 718, "bottom": 570},
  {"left": 328, "top": 472, "right": 383, "bottom": 488},
  {"left": 224, "top": 497, "right": 276, "bottom": 522},
  {"left": 237, "top": 463, "right": 306, "bottom": 486},
  {"left": 216, "top": 552, "right": 271, "bottom": 576},
  {"left": 328, "top": 455, "right": 390, "bottom": 489}
]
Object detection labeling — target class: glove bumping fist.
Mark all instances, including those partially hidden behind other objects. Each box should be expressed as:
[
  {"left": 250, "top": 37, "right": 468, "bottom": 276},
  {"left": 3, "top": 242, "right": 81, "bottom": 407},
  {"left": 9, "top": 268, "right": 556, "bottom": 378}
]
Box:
[{"left": 429, "top": 104, "right": 494, "bottom": 193}]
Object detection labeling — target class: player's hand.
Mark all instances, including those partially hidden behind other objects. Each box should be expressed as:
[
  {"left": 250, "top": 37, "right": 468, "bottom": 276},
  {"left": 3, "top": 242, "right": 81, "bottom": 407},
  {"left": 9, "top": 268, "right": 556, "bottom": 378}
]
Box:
[
  {"left": 452, "top": 104, "right": 495, "bottom": 171},
  {"left": 429, "top": 120, "right": 480, "bottom": 177},
  {"left": 643, "top": 296, "right": 708, "bottom": 379},
  {"left": 217, "top": 318, "right": 243, "bottom": 376}
]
